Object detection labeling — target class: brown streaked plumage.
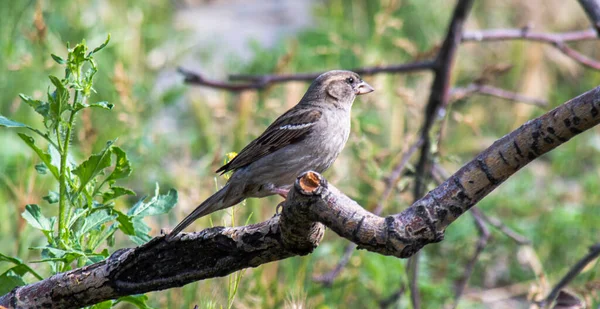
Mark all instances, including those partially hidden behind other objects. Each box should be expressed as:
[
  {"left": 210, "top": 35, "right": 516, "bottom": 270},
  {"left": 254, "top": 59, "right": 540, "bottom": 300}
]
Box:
[{"left": 167, "top": 70, "right": 374, "bottom": 239}]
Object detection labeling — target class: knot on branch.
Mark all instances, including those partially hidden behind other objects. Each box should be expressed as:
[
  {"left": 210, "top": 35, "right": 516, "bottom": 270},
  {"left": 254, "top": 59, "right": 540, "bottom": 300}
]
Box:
[{"left": 295, "top": 171, "right": 328, "bottom": 195}]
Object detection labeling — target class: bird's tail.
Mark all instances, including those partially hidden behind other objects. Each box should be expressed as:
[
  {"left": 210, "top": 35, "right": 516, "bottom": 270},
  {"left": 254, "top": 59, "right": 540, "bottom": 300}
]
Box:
[{"left": 167, "top": 184, "right": 235, "bottom": 239}]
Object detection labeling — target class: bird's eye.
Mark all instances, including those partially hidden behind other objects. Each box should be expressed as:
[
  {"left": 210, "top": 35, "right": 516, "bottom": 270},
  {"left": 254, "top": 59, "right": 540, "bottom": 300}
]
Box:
[{"left": 346, "top": 77, "right": 354, "bottom": 84}]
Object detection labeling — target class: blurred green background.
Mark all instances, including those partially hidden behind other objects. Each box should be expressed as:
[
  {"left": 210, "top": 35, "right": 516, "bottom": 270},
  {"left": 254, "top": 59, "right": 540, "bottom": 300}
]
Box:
[{"left": 1, "top": 0, "right": 599, "bottom": 308}]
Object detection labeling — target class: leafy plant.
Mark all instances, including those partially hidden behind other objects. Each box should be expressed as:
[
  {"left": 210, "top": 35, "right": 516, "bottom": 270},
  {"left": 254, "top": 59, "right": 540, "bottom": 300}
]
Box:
[{"left": 0, "top": 37, "right": 176, "bottom": 308}]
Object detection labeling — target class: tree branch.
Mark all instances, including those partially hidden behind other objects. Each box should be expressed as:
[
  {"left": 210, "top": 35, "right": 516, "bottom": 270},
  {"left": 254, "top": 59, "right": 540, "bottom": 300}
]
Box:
[
  {"left": 179, "top": 61, "right": 435, "bottom": 91},
  {"left": 313, "top": 137, "right": 423, "bottom": 285},
  {"left": 451, "top": 83, "right": 548, "bottom": 107},
  {"left": 3, "top": 56, "right": 598, "bottom": 309},
  {"left": 536, "top": 243, "right": 600, "bottom": 308},
  {"left": 462, "top": 28, "right": 600, "bottom": 70}
]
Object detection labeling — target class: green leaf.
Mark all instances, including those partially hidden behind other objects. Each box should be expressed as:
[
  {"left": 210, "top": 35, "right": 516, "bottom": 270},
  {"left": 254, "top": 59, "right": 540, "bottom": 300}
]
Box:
[
  {"left": 115, "top": 294, "right": 156, "bottom": 309},
  {"left": 89, "top": 101, "right": 114, "bottom": 110},
  {"left": 0, "top": 253, "right": 43, "bottom": 280},
  {"left": 114, "top": 210, "right": 135, "bottom": 236},
  {"left": 73, "top": 141, "right": 114, "bottom": 194},
  {"left": 75, "top": 209, "right": 116, "bottom": 237},
  {"left": 42, "top": 191, "right": 60, "bottom": 204},
  {"left": 89, "top": 300, "right": 113, "bottom": 309},
  {"left": 90, "top": 34, "right": 111, "bottom": 56},
  {"left": 0, "top": 253, "right": 22, "bottom": 265},
  {"left": 129, "top": 217, "right": 152, "bottom": 245},
  {"left": 89, "top": 225, "right": 118, "bottom": 251},
  {"left": 22, "top": 204, "right": 53, "bottom": 232},
  {"left": 50, "top": 54, "right": 66, "bottom": 64},
  {"left": 106, "top": 146, "right": 132, "bottom": 182},
  {"left": 130, "top": 187, "right": 177, "bottom": 217},
  {"left": 17, "top": 133, "right": 60, "bottom": 180},
  {"left": 33, "top": 247, "right": 84, "bottom": 264},
  {"left": 102, "top": 186, "right": 135, "bottom": 203},
  {"left": 35, "top": 163, "right": 48, "bottom": 175},
  {"left": 0, "top": 115, "right": 27, "bottom": 128},
  {"left": 0, "top": 270, "right": 26, "bottom": 295},
  {"left": 67, "top": 208, "right": 87, "bottom": 229},
  {"left": 19, "top": 94, "right": 49, "bottom": 117},
  {"left": 48, "top": 75, "right": 69, "bottom": 117}
]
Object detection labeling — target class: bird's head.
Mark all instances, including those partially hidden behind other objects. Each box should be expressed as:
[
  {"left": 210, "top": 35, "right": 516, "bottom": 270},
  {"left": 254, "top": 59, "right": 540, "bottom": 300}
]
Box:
[{"left": 305, "top": 70, "right": 374, "bottom": 107}]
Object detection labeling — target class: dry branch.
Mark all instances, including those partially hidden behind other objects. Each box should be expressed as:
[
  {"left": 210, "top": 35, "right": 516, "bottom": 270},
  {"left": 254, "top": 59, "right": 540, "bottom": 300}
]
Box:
[
  {"left": 536, "top": 243, "right": 600, "bottom": 308},
  {"left": 2, "top": 80, "right": 599, "bottom": 309},
  {"left": 179, "top": 61, "right": 435, "bottom": 91},
  {"left": 451, "top": 84, "right": 548, "bottom": 107},
  {"left": 462, "top": 28, "right": 600, "bottom": 70}
]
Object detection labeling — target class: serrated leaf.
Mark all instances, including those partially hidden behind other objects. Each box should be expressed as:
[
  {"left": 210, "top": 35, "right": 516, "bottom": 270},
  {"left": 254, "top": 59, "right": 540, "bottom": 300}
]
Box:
[
  {"left": 42, "top": 191, "right": 59, "bottom": 204},
  {"left": 50, "top": 54, "right": 66, "bottom": 64},
  {"left": 0, "top": 270, "right": 27, "bottom": 295},
  {"left": 89, "top": 101, "right": 114, "bottom": 110},
  {"left": 130, "top": 188, "right": 177, "bottom": 217},
  {"left": 17, "top": 133, "right": 60, "bottom": 180},
  {"left": 73, "top": 141, "right": 114, "bottom": 194},
  {"left": 75, "top": 209, "right": 116, "bottom": 237},
  {"left": 102, "top": 186, "right": 135, "bottom": 203},
  {"left": 19, "top": 94, "right": 49, "bottom": 117},
  {"left": 21, "top": 204, "right": 53, "bottom": 232},
  {"left": 106, "top": 146, "right": 131, "bottom": 182},
  {"left": 0, "top": 115, "right": 27, "bottom": 128}
]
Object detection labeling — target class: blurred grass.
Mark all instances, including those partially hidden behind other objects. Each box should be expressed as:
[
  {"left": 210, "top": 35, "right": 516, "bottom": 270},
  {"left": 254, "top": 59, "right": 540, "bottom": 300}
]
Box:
[{"left": 1, "top": 0, "right": 600, "bottom": 308}]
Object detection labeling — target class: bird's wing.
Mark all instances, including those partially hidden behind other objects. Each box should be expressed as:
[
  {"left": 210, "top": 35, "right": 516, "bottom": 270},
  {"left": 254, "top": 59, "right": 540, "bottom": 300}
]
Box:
[{"left": 216, "top": 108, "right": 322, "bottom": 174}]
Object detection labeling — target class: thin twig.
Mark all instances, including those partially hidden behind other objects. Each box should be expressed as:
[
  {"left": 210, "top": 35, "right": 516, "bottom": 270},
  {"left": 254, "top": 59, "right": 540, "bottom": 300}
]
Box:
[
  {"left": 451, "top": 84, "right": 548, "bottom": 107},
  {"left": 180, "top": 61, "right": 436, "bottom": 90},
  {"left": 462, "top": 28, "right": 600, "bottom": 70},
  {"left": 313, "top": 137, "right": 424, "bottom": 285},
  {"left": 536, "top": 243, "right": 600, "bottom": 308},
  {"left": 452, "top": 208, "right": 491, "bottom": 309},
  {"left": 476, "top": 211, "right": 531, "bottom": 245}
]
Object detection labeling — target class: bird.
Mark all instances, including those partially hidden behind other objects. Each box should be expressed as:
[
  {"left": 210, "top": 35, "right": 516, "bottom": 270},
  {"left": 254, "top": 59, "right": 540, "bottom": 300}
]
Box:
[{"left": 167, "top": 70, "right": 374, "bottom": 239}]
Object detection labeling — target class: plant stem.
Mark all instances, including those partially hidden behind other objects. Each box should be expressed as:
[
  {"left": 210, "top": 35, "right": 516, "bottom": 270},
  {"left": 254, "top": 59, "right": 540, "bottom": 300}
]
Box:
[{"left": 57, "top": 91, "right": 80, "bottom": 245}]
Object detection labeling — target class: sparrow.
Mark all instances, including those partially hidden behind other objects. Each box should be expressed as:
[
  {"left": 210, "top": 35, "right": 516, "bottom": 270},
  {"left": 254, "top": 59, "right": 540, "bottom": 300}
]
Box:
[{"left": 167, "top": 70, "right": 374, "bottom": 239}]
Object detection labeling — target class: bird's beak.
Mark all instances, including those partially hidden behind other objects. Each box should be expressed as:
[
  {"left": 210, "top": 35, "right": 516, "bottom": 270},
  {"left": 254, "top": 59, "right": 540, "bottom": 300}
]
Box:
[{"left": 355, "top": 81, "right": 375, "bottom": 95}]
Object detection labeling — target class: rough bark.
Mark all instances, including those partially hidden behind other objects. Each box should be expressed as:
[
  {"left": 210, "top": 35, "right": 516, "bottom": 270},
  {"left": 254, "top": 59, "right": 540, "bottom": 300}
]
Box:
[{"left": 1, "top": 86, "right": 600, "bottom": 308}]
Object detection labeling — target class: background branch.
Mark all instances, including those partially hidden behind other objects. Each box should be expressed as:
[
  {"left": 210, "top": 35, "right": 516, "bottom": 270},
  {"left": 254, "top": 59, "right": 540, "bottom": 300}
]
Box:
[
  {"left": 462, "top": 28, "right": 600, "bottom": 70},
  {"left": 536, "top": 243, "right": 600, "bottom": 308},
  {"left": 451, "top": 84, "right": 548, "bottom": 107},
  {"left": 180, "top": 61, "right": 435, "bottom": 91}
]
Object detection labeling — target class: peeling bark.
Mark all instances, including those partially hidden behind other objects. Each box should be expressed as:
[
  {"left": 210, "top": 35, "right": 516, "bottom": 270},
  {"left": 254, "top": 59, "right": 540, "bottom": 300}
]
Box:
[{"left": 1, "top": 86, "right": 600, "bottom": 308}]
